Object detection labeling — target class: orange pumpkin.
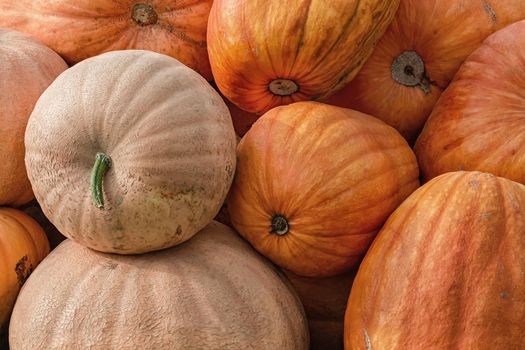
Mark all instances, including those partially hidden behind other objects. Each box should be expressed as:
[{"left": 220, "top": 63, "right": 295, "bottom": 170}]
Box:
[
  {"left": 284, "top": 269, "right": 356, "bottom": 350},
  {"left": 327, "top": 0, "right": 525, "bottom": 142},
  {"left": 345, "top": 171, "right": 525, "bottom": 349},
  {"left": 227, "top": 102, "right": 419, "bottom": 277},
  {"left": 0, "top": 0, "right": 213, "bottom": 79},
  {"left": 208, "top": 0, "right": 399, "bottom": 114},
  {"left": 0, "top": 29, "right": 67, "bottom": 207},
  {"left": 415, "top": 20, "right": 525, "bottom": 184},
  {"left": 0, "top": 208, "right": 50, "bottom": 340}
]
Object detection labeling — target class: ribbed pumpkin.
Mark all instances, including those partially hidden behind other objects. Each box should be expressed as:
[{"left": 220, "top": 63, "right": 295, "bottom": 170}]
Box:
[
  {"left": 25, "top": 50, "right": 237, "bottom": 254},
  {"left": 227, "top": 102, "right": 419, "bottom": 277},
  {"left": 0, "top": 0, "right": 213, "bottom": 79},
  {"left": 208, "top": 0, "right": 400, "bottom": 114},
  {"left": 284, "top": 269, "right": 356, "bottom": 350},
  {"left": 0, "top": 208, "right": 49, "bottom": 340},
  {"left": 327, "top": 0, "right": 525, "bottom": 141},
  {"left": 0, "top": 29, "right": 67, "bottom": 207},
  {"left": 415, "top": 20, "right": 525, "bottom": 183},
  {"left": 345, "top": 171, "right": 525, "bottom": 349},
  {"left": 9, "top": 222, "right": 309, "bottom": 349}
]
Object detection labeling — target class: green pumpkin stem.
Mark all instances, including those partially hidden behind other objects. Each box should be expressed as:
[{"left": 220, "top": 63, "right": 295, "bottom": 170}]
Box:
[
  {"left": 270, "top": 215, "right": 289, "bottom": 236},
  {"left": 90, "top": 152, "right": 112, "bottom": 209}
]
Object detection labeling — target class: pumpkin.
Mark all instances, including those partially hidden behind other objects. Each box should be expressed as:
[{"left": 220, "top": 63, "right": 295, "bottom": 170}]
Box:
[
  {"left": 0, "top": 0, "right": 213, "bottom": 80},
  {"left": 0, "top": 208, "right": 50, "bottom": 342},
  {"left": 345, "top": 171, "right": 525, "bottom": 349},
  {"left": 284, "top": 269, "right": 356, "bottom": 350},
  {"left": 227, "top": 101, "right": 419, "bottom": 277},
  {"left": 327, "top": 0, "right": 525, "bottom": 142},
  {"left": 415, "top": 20, "right": 525, "bottom": 184},
  {"left": 25, "top": 50, "right": 237, "bottom": 254},
  {"left": 207, "top": 0, "right": 400, "bottom": 114},
  {"left": 0, "top": 29, "right": 67, "bottom": 207},
  {"left": 9, "top": 221, "right": 309, "bottom": 349}
]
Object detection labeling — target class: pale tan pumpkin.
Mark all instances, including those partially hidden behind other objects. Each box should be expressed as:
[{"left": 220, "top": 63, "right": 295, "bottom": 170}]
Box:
[
  {"left": 25, "top": 50, "right": 237, "bottom": 254},
  {"left": 0, "top": 29, "right": 67, "bottom": 207},
  {"left": 9, "top": 221, "right": 309, "bottom": 349}
]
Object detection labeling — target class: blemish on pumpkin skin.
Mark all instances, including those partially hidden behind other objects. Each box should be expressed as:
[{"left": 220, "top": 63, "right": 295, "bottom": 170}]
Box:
[
  {"left": 500, "top": 291, "right": 509, "bottom": 299},
  {"left": 482, "top": 1, "right": 497, "bottom": 24},
  {"left": 15, "top": 255, "right": 34, "bottom": 286},
  {"left": 363, "top": 328, "right": 372, "bottom": 350}
]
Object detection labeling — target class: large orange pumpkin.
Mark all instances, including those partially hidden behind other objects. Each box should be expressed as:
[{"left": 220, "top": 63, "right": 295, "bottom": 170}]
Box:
[
  {"left": 415, "top": 20, "right": 525, "bottom": 184},
  {"left": 227, "top": 102, "right": 419, "bottom": 277},
  {"left": 0, "top": 0, "right": 213, "bottom": 79},
  {"left": 25, "top": 50, "right": 237, "bottom": 254},
  {"left": 0, "top": 208, "right": 49, "bottom": 342},
  {"left": 327, "top": 0, "right": 525, "bottom": 142},
  {"left": 208, "top": 0, "right": 400, "bottom": 114},
  {"left": 0, "top": 29, "right": 67, "bottom": 207},
  {"left": 9, "top": 222, "right": 309, "bottom": 349},
  {"left": 345, "top": 171, "right": 525, "bottom": 349}
]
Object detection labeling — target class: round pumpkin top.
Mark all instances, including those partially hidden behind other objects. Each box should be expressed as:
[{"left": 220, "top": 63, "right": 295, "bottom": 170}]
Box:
[
  {"left": 25, "top": 50, "right": 237, "bottom": 254},
  {"left": 415, "top": 19, "right": 525, "bottom": 184},
  {"left": 327, "top": 0, "right": 525, "bottom": 141},
  {"left": 0, "top": 0, "right": 213, "bottom": 79},
  {"left": 9, "top": 221, "right": 309, "bottom": 349},
  {"left": 0, "top": 207, "right": 49, "bottom": 331},
  {"left": 345, "top": 171, "right": 525, "bottom": 349},
  {"left": 208, "top": 0, "right": 400, "bottom": 114},
  {"left": 0, "top": 29, "right": 67, "bottom": 207},
  {"left": 227, "top": 101, "right": 419, "bottom": 277}
]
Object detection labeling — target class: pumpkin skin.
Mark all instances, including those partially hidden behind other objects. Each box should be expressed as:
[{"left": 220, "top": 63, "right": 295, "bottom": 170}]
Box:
[
  {"left": 0, "top": 0, "right": 213, "bottom": 80},
  {"left": 415, "top": 20, "right": 525, "bottom": 184},
  {"left": 25, "top": 50, "right": 237, "bottom": 254},
  {"left": 0, "top": 208, "right": 50, "bottom": 341},
  {"left": 345, "top": 171, "right": 525, "bottom": 349},
  {"left": 327, "top": 0, "right": 525, "bottom": 142},
  {"left": 227, "top": 102, "right": 419, "bottom": 277},
  {"left": 0, "top": 29, "right": 67, "bottom": 207},
  {"left": 284, "top": 269, "right": 356, "bottom": 350},
  {"left": 208, "top": 0, "right": 400, "bottom": 114},
  {"left": 9, "top": 221, "right": 309, "bottom": 350}
]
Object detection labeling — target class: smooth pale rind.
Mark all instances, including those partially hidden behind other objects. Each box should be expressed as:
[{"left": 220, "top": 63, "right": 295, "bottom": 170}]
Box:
[
  {"left": 25, "top": 50, "right": 237, "bottom": 254},
  {"left": 345, "top": 171, "right": 525, "bottom": 349},
  {"left": 9, "top": 221, "right": 309, "bottom": 350},
  {"left": 0, "top": 29, "right": 67, "bottom": 206}
]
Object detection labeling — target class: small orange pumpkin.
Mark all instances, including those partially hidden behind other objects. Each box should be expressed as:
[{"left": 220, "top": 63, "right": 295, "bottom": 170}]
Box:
[
  {"left": 328, "top": 0, "right": 525, "bottom": 142},
  {"left": 0, "top": 29, "right": 67, "bottom": 207},
  {"left": 227, "top": 102, "right": 419, "bottom": 277},
  {"left": 0, "top": 0, "right": 213, "bottom": 79},
  {"left": 0, "top": 208, "right": 50, "bottom": 339},
  {"left": 208, "top": 0, "right": 399, "bottom": 114}
]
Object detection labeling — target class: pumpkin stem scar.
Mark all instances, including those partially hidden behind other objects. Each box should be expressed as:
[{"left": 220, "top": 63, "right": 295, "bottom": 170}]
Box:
[
  {"left": 90, "top": 152, "right": 112, "bottom": 209},
  {"left": 391, "top": 51, "right": 434, "bottom": 94},
  {"left": 270, "top": 215, "right": 289, "bottom": 236},
  {"left": 269, "top": 79, "right": 299, "bottom": 96},
  {"left": 132, "top": 3, "right": 159, "bottom": 26}
]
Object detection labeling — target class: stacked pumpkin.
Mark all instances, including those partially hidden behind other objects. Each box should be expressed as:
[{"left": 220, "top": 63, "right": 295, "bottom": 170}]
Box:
[{"left": 1, "top": 0, "right": 524, "bottom": 349}]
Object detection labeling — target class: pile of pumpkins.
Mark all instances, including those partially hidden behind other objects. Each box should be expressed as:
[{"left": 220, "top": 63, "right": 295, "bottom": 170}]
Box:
[{"left": 1, "top": 0, "right": 524, "bottom": 349}]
